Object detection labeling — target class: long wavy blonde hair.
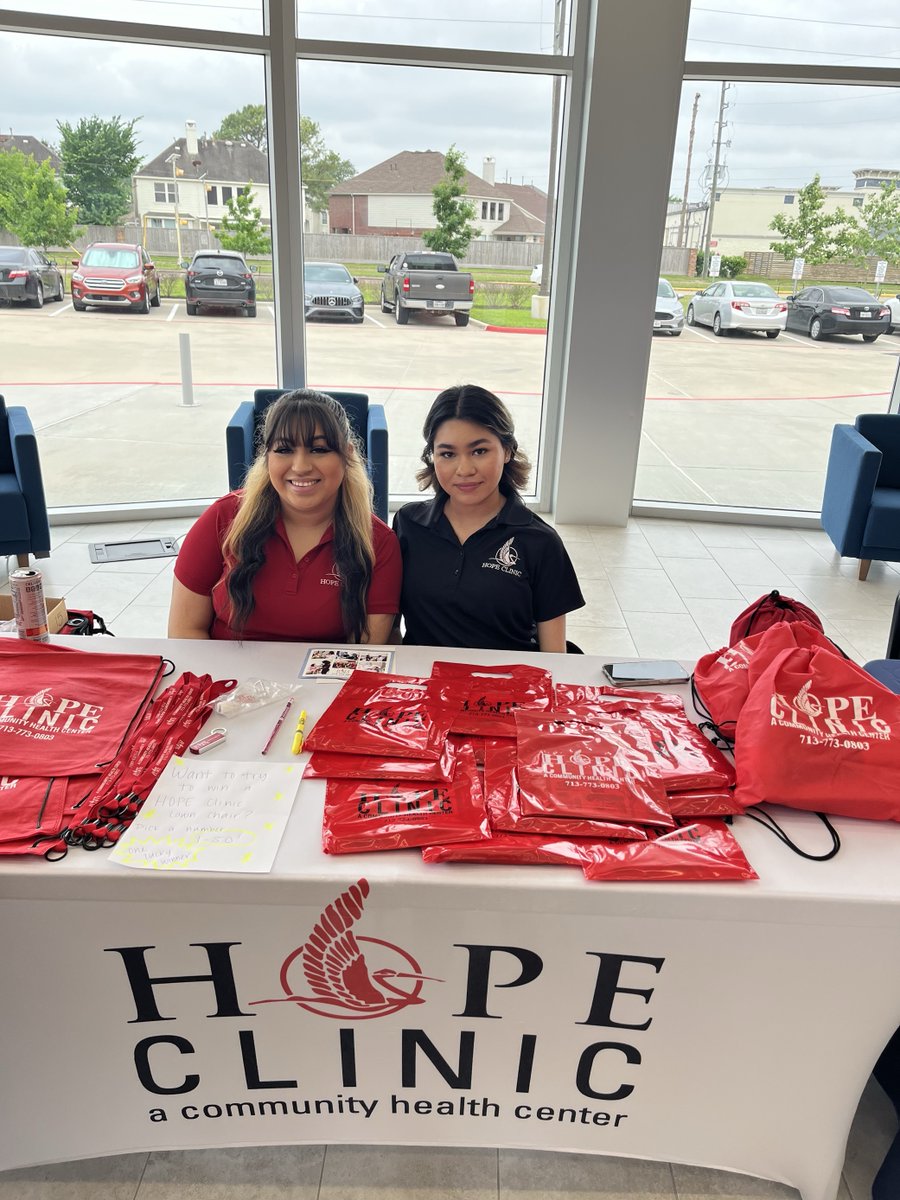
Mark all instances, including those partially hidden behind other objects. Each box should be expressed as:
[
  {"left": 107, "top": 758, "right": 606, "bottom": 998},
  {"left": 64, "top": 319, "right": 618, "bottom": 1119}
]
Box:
[{"left": 222, "top": 390, "right": 375, "bottom": 641}]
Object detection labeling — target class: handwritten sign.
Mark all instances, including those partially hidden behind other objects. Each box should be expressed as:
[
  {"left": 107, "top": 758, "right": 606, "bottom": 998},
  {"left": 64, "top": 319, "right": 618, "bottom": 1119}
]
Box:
[{"left": 109, "top": 758, "right": 302, "bottom": 873}]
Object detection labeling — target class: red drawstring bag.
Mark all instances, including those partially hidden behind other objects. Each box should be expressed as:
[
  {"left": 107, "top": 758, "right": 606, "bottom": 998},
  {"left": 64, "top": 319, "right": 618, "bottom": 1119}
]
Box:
[
  {"left": 734, "top": 644, "right": 900, "bottom": 821},
  {"left": 582, "top": 820, "right": 758, "bottom": 882},
  {"left": 422, "top": 832, "right": 591, "bottom": 867},
  {"left": 730, "top": 589, "right": 824, "bottom": 647},
  {"left": 513, "top": 712, "right": 674, "bottom": 828},
  {"left": 321, "top": 743, "right": 488, "bottom": 854},
  {"left": 305, "top": 672, "right": 462, "bottom": 762},
  {"left": 693, "top": 621, "right": 837, "bottom": 744},
  {"left": 0, "top": 642, "right": 165, "bottom": 775},
  {"left": 484, "top": 738, "right": 648, "bottom": 840},
  {"left": 430, "top": 661, "right": 554, "bottom": 737},
  {"left": 304, "top": 740, "right": 457, "bottom": 783},
  {"left": 0, "top": 775, "right": 69, "bottom": 848}
]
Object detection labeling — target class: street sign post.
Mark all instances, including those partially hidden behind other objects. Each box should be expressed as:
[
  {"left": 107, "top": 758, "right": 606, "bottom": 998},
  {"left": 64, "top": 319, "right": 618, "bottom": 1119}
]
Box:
[
  {"left": 709, "top": 254, "right": 722, "bottom": 278},
  {"left": 792, "top": 257, "right": 805, "bottom": 282}
]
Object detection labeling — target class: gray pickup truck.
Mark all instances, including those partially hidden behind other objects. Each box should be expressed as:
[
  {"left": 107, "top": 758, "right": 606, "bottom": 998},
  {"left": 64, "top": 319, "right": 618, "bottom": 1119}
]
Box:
[{"left": 378, "top": 251, "right": 475, "bottom": 327}]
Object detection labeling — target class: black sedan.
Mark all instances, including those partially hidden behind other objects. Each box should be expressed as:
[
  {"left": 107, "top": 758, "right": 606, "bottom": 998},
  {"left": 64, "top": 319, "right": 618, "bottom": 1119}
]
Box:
[
  {"left": 0, "top": 247, "right": 65, "bottom": 307},
  {"left": 785, "top": 286, "right": 890, "bottom": 343},
  {"left": 184, "top": 250, "right": 257, "bottom": 317}
]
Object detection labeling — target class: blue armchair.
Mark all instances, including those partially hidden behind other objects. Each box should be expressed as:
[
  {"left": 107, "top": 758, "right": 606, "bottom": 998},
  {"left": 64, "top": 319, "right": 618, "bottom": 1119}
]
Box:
[
  {"left": 821, "top": 413, "right": 900, "bottom": 580},
  {"left": 0, "top": 396, "right": 50, "bottom": 567},
  {"left": 226, "top": 388, "right": 389, "bottom": 522}
]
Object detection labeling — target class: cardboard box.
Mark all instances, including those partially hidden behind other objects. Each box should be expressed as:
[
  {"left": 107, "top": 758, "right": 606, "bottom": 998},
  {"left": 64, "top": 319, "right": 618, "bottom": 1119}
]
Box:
[{"left": 0, "top": 593, "right": 69, "bottom": 635}]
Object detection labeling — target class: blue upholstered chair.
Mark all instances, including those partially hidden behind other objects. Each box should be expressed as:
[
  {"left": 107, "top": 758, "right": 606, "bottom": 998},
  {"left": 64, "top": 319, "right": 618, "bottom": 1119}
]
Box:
[
  {"left": 0, "top": 396, "right": 50, "bottom": 568},
  {"left": 226, "top": 389, "right": 389, "bottom": 522},
  {"left": 821, "top": 414, "right": 900, "bottom": 580}
]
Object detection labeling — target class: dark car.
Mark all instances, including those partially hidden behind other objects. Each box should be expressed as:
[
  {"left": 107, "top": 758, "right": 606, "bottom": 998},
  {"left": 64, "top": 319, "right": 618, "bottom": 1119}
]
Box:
[
  {"left": 0, "top": 247, "right": 65, "bottom": 308},
  {"left": 304, "top": 261, "right": 365, "bottom": 323},
  {"left": 785, "top": 285, "right": 890, "bottom": 343},
  {"left": 184, "top": 250, "right": 257, "bottom": 317}
]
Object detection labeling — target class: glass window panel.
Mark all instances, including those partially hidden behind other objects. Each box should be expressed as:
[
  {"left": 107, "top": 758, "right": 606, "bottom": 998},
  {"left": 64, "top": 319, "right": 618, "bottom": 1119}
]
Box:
[
  {"left": 642, "top": 79, "right": 900, "bottom": 513},
  {"left": 297, "top": 59, "right": 560, "bottom": 499},
  {"left": 0, "top": 31, "right": 275, "bottom": 509},
  {"left": 297, "top": 0, "right": 572, "bottom": 55},
  {"left": 4, "top": 0, "right": 263, "bottom": 34},
  {"left": 687, "top": 4, "right": 894, "bottom": 69}
]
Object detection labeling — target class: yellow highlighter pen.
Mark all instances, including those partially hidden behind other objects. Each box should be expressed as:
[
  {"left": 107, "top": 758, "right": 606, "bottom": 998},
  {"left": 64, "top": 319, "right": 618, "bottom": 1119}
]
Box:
[{"left": 291, "top": 709, "right": 307, "bottom": 755}]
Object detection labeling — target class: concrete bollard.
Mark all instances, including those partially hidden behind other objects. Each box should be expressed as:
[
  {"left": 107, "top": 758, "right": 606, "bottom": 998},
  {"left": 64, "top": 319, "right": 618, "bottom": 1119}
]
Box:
[{"left": 179, "top": 331, "right": 194, "bottom": 407}]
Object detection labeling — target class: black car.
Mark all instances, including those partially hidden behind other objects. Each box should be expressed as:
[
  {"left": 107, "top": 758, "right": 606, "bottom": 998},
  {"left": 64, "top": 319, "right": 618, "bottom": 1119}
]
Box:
[
  {"left": 0, "top": 247, "right": 65, "bottom": 308},
  {"left": 304, "top": 261, "right": 365, "bottom": 323},
  {"left": 184, "top": 250, "right": 257, "bottom": 317},
  {"left": 785, "top": 286, "right": 890, "bottom": 343}
]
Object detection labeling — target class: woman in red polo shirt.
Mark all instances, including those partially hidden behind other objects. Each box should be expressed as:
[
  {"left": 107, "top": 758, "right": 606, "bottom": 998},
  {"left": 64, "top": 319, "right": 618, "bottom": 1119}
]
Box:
[{"left": 169, "top": 390, "right": 401, "bottom": 642}]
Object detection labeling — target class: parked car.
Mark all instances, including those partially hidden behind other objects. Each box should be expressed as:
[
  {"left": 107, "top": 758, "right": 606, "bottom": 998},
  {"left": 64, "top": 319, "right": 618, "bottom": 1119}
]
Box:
[
  {"left": 653, "top": 277, "right": 684, "bottom": 336},
  {"left": 378, "top": 251, "right": 474, "bottom": 326},
  {"left": 784, "top": 286, "right": 890, "bottom": 342},
  {"left": 884, "top": 293, "right": 900, "bottom": 334},
  {"left": 0, "top": 247, "right": 65, "bottom": 308},
  {"left": 687, "top": 280, "right": 787, "bottom": 338},
  {"left": 71, "top": 243, "right": 160, "bottom": 313},
  {"left": 530, "top": 263, "right": 543, "bottom": 284},
  {"left": 303, "top": 261, "right": 364, "bottom": 324},
  {"left": 184, "top": 250, "right": 257, "bottom": 317}
]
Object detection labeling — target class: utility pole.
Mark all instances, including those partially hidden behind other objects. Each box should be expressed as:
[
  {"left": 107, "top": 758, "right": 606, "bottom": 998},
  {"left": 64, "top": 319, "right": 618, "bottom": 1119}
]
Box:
[
  {"left": 165, "top": 149, "right": 183, "bottom": 263},
  {"left": 678, "top": 92, "right": 701, "bottom": 248},
  {"left": 702, "top": 82, "right": 729, "bottom": 277}
]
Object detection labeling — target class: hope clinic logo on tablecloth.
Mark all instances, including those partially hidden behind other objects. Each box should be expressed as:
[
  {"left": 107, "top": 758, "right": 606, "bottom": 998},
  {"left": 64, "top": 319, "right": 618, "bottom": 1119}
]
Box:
[
  {"left": 104, "top": 879, "right": 666, "bottom": 1138},
  {"left": 251, "top": 878, "right": 442, "bottom": 1019}
]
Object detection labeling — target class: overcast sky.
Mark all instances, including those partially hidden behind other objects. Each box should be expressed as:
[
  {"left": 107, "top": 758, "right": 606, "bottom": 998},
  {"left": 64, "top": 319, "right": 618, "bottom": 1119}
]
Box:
[{"left": 2, "top": 1, "right": 899, "bottom": 201}]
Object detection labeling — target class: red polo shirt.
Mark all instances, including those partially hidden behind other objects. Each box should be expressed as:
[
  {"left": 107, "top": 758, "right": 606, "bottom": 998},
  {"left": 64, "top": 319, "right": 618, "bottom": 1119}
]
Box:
[{"left": 175, "top": 492, "right": 401, "bottom": 642}]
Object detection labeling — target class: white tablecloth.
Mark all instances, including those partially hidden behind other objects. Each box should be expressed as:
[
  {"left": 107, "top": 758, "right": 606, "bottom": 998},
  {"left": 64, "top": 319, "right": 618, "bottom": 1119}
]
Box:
[{"left": 2, "top": 636, "right": 899, "bottom": 1200}]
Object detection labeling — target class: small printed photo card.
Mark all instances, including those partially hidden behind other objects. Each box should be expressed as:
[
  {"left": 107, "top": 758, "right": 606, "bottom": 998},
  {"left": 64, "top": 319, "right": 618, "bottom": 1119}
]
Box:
[{"left": 300, "top": 646, "right": 395, "bottom": 680}]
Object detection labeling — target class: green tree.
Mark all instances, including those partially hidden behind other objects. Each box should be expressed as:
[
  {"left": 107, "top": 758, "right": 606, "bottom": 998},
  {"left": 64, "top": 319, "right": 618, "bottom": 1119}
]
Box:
[
  {"left": 214, "top": 104, "right": 267, "bottom": 151},
  {"left": 768, "top": 174, "right": 856, "bottom": 265},
  {"left": 57, "top": 115, "right": 141, "bottom": 225},
  {"left": 423, "top": 145, "right": 478, "bottom": 258},
  {"left": 300, "top": 115, "right": 355, "bottom": 214},
  {"left": 218, "top": 184, "right": 271, "bottom": 255},
  {"left": 846, "top": 182, "right": 900, "bottom": 265},
  {"left": 0, "top": 149, "right": 77, "bottom": 248}
]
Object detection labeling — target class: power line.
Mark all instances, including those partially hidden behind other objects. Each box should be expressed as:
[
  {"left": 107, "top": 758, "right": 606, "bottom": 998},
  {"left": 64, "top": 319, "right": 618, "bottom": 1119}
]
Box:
[
  {"left": 693, "top": 7, "right": 900, "bottom": 34},
  {"left": 689, "top": 36, "right": 900, "bottom": 62}
]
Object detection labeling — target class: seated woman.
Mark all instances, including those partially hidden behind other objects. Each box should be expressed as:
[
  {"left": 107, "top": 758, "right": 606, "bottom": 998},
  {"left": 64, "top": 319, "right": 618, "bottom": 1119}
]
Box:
[
  {"left": 169, "top": 389, "right": 401, "bottom": 642},
  {"left": 392, "top": 384, "right": 584, "bottom": 652}
]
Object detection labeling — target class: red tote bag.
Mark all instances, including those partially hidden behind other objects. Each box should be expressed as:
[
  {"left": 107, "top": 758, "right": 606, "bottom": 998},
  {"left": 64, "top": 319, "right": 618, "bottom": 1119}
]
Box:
[
  {"left": 430, "top": 661, "right": 554, "bottom": 737},
  {"left": 734, "top": 644, "right": 900, "bottom": 821},
  {"left": 582, "top": 820, "right": 758, "bottom": 882}
]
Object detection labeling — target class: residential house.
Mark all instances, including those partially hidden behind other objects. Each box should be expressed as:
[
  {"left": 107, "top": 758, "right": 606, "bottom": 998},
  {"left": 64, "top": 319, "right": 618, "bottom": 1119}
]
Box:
[
  {"left": 0, "top": 133, "right": 60, "bottom": 171},
  {"left": 328, "top": 150, "right": 546, "bottom": 244}
]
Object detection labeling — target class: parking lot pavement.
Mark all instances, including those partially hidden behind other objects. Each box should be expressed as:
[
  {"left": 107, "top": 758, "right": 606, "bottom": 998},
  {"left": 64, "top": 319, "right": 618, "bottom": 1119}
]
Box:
[{"left": 3, "top": 302, "right": 899, "bottom": 511}]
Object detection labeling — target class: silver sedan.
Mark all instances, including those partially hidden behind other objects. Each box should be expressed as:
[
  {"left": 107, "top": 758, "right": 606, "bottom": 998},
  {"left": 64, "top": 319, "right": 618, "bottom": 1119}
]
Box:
[{"left": 687, "top": 280, "right": 787, "bottom": 338}]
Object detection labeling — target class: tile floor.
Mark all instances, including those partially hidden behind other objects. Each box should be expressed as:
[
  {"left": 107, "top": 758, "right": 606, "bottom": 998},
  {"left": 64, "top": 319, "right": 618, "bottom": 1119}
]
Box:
[{"left": 1, "top": 512, "right": 898, "bottom": 1198}]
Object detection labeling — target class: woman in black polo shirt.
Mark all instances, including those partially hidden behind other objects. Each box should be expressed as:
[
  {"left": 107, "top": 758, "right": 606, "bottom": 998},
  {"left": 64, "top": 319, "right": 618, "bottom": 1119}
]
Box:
[{"left": 393, "top": 384, "right": 584, "bottom": 652}]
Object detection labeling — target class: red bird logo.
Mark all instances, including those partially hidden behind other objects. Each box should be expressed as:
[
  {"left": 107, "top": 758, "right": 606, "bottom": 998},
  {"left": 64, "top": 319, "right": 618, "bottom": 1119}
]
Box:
[{"left": 251, "top": 878, "right": 442, "bottom": 1019}]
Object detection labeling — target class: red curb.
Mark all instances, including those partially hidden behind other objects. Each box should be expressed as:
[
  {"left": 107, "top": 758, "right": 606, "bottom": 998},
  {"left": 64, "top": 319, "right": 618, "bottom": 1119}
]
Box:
[{"left": 484, "top": 325, "right": 547, "bottom": 334}]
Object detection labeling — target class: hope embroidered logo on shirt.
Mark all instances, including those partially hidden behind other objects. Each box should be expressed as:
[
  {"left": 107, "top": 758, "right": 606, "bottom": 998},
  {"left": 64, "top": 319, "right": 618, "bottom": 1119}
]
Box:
[
  {"left": 482, "top": 537, "right": 523, "bottom": 578},
  {"left": 321, "top": 568, "right": 342, "bottom": 588}
]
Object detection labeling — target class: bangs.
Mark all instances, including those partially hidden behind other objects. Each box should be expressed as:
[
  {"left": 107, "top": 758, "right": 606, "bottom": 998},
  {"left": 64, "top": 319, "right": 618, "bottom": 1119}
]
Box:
[{"left": 263, "top": 393, "right": 346, "bottom": 453}]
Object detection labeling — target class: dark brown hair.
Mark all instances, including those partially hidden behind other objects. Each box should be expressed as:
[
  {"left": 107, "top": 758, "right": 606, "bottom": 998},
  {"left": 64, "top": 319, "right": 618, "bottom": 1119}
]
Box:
[{"left": 416, "top": 384, "right": 531, "bottom": 494}]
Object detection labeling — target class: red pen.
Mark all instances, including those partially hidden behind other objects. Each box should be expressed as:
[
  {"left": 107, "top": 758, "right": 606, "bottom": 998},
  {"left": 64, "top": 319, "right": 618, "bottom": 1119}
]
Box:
[{"left": 261, "top": 698, "right": 293, "bottom": 756}]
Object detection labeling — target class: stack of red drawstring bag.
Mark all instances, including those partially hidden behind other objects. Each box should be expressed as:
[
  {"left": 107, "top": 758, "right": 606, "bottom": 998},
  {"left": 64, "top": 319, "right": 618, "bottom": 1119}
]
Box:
[
  {"left": 692, "top": 590, "right": 900, "bottom": 847},
  {"left": 0, "top": 638, "right": 235, "bottom": 858},
  {"left": 306, "top": 662, "right": 755, "bottom": 882}
]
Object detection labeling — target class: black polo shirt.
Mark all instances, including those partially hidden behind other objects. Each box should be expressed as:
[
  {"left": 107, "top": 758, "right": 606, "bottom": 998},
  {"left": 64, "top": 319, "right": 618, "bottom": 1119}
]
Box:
[{"left": 392, "top": 492, "right": 585, "bottom": 651}]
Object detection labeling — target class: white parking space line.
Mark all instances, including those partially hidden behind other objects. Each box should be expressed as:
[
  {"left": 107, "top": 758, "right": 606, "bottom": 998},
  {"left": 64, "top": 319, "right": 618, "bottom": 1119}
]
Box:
[
  {"left": 781, "top": 332, "right": 819, "bottom": 350},
  {"left": 49, "top": 302, "right": 72, "bottom": 318},
  {"left": 166, "top": 304, "right": 179, "bottom": 321},
  {"left": 267, "top": 305, "right": 275, "bottom": 318},
  {"left": 366, "top": 314, "right": 387, "bottom": 328},
  {"left": 641, "top": 430, "right": 717, "bottom": 502},
  {"left": 685, "top": 325, "right": 717, "bottom": 343},
  {"left": 648, "top": 369, "right": 692, "bottom": 398}
]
